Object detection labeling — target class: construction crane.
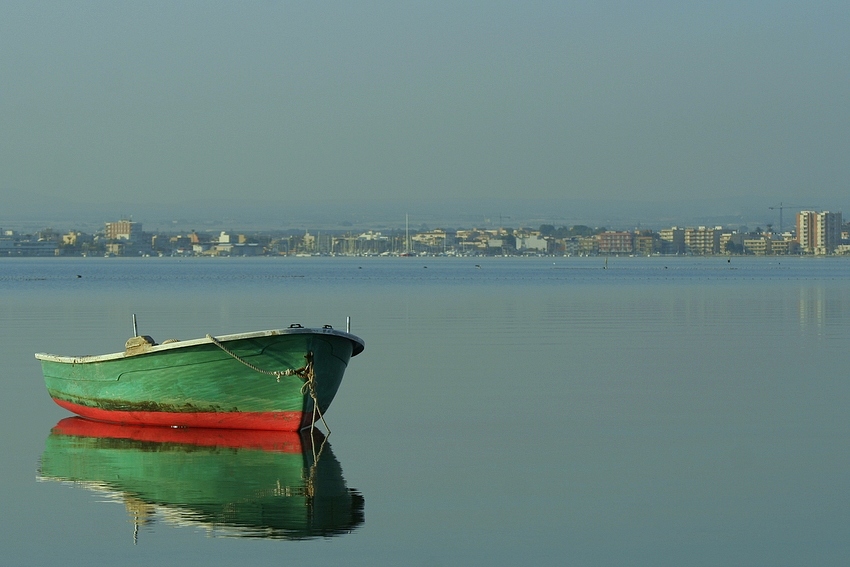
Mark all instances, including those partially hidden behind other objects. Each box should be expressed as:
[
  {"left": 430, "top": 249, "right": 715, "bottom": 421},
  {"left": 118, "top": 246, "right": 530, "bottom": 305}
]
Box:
[{"left": 768, "top": 202, "right": 816, "bottom": 234}]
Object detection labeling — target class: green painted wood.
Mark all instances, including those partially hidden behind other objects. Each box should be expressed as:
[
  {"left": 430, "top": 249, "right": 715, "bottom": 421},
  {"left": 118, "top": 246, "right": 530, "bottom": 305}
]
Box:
[{"left": 38, "top": 330, "right": 359, "bottom": 417}]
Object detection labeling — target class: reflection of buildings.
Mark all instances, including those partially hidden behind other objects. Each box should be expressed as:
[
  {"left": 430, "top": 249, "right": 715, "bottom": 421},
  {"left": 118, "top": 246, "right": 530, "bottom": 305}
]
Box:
[
  {"left": 797, "top": 286, "right": 847, "bottom": 337},
  {"left": 798, "top": 287, "right": 826, "bottom": 333},
  {"left": 38, "top": 418, "right": 364, "bottom": 541},
  {"left": 797, "top": 211, "right": 842, "bottom": 255}
]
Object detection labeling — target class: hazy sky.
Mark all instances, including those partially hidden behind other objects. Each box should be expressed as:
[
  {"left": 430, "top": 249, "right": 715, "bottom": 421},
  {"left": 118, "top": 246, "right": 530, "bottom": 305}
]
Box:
[{"left": 1, "top": 1, "right": 848, "bottom": 221}]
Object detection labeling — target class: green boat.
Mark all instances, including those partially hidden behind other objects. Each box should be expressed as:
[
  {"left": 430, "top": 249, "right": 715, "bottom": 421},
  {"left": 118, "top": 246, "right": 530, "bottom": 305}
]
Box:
[
  {"left": 35, "top": 323, "right": 365, "bottom": 431},
  {"left": 37, "top": 417, "right": 364, "bottom": 540}
]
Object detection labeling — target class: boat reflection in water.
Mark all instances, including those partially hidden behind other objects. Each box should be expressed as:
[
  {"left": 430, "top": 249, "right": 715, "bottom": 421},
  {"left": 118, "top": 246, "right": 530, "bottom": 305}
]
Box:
[{"left": 37, "top": 418, "right": 364, "bottom": 540}]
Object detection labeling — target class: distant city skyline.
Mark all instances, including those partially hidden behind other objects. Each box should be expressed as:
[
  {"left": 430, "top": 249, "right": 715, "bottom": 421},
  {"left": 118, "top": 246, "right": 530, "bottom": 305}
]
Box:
[{"left": 4, "top": 208, "right": 847, "bottom": 258}]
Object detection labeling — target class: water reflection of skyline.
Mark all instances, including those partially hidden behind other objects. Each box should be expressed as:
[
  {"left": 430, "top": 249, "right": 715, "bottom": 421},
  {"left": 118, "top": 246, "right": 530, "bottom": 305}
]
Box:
[
  {"left": 797, "top": 285, "right": 846, "bottom": 336},
  {"left": 37, "top": 418, "right": 364, "bottom": 541}
]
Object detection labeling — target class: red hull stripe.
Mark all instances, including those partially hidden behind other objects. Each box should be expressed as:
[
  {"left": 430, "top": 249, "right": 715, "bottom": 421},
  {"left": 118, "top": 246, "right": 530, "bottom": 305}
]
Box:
[
  {"left": 52, "top": 398, "right": 305, "bottom": 432},
  {"left": 51, "top": 417, "right": 307, "bottom": 452}
]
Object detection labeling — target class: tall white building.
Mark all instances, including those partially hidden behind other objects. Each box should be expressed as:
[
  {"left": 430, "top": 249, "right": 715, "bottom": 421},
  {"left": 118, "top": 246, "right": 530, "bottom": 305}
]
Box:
[{"left": 797, "top": 211, "right": 842, "bottom": 255}]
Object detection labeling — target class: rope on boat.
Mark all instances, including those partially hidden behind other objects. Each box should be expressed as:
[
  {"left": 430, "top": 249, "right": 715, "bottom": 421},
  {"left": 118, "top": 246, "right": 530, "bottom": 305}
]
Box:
[
  {"left": 205, "top": 333, "right": 331, "bottom": 434},
  {"left": 205, "top": 333, "right": 309, "bottom": 382},
  {"left": 300, "top": 367, "right": 331, "bottom": 436}
]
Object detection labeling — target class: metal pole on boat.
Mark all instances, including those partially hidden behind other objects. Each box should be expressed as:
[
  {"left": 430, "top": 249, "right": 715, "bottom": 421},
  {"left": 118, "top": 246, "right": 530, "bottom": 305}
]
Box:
[
  {"left": 132, "top": 314, "right": 138, "bottom": 337},
  {"left": 346, "top": 316, "right": 351, "bottom": 333}
]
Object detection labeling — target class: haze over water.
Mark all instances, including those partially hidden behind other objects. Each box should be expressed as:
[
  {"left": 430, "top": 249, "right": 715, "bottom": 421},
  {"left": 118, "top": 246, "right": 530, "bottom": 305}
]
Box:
[
  {"left": 3, "top": 2, "right": 849, "bottom": 228},
  {"left": 1, "top": 256, "right": 848, "bottom": 565}
]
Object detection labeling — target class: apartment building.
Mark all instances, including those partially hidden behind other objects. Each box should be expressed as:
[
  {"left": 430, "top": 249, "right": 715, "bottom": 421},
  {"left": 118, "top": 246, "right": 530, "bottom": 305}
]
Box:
[
  {"left": 770, "top": 239, "right": 799, "bottom": 255},
  {"left": 105, "top": 220, "right": 142, "bottom": 241},
  {"left": 412, "top": 229, "right": 448, "bottom": 249},
  {"left": 684, "top": 227, "right": 719, "bottom": 255},
  {"left": 597, "top": 231, "right": 634, "bottom": 255},
  {"left": 743, "top": 237, "right": 771, "bottom": 255},
  {"left": 515, "top": 234, "right": 548, "bottom": 253},
  {"left": 659, "top": 227, "right": 684, "bottom": 254},
  {"left": 797, "top": 211, "right": 842, "bottom": 255},
  {"left": 634, "top": 233, "right": 660, "bottom": 256}
]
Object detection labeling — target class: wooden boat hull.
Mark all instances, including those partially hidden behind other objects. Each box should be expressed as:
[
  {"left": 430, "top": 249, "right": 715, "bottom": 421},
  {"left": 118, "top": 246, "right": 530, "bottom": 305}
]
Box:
[{"left": 36, "top": 327, "right": 364, "bottom": 431}]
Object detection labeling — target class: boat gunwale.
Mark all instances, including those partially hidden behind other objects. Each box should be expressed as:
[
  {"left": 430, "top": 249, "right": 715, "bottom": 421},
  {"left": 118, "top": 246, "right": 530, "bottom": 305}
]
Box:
[{"left": 35, "top": 326, "right": 365, "bottom": 364}]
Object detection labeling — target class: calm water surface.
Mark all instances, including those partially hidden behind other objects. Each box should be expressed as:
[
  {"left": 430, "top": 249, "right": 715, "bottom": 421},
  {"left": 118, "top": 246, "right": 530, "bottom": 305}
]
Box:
[{"left": 1, "top": 256, "right": 848, "bottom": 566}]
